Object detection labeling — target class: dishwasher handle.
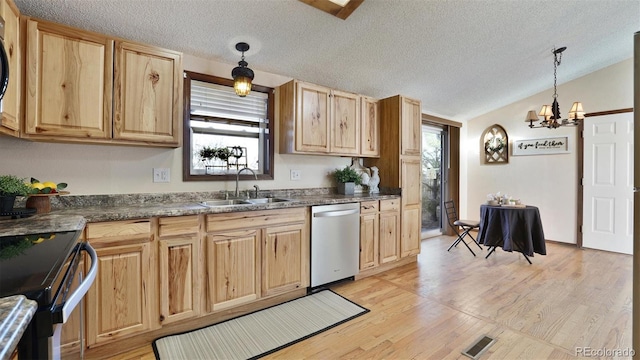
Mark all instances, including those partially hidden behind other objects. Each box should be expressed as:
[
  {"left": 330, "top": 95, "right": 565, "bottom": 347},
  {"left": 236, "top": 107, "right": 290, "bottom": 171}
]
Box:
[{"left": 313, "top": 208, "right": 359, "bottom": 218}]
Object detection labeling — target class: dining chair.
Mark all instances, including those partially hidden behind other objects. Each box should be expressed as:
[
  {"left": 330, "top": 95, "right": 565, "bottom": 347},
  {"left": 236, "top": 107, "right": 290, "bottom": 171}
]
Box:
[{"left": 444, "top": 200, "right": 482, "bottom": 256}]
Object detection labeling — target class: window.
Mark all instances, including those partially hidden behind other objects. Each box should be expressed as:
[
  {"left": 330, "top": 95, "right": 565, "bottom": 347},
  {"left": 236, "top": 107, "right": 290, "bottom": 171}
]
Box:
[{"left": 183, "top": 71, "right": 274, "bottom": 181}]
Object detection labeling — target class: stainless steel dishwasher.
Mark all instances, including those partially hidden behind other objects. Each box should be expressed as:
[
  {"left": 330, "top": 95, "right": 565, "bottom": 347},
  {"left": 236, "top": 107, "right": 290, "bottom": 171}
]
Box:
[{"left": 311, "top": 203, "right": 360, "bottom": 288}]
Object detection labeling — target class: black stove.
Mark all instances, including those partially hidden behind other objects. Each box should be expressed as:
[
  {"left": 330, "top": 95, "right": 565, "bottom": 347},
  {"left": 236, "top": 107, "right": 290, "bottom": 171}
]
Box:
[{"left": 0, "top": 228, "right": 97, "bottom": 359}]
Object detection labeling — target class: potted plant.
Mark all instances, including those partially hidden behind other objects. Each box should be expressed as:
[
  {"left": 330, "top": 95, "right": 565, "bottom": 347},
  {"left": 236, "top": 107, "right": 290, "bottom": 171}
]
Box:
[
  {"left": 331, "top": 166, "right": 362, "bottom": 195},
  {"left": 199, "top": 146, "right": 233, "bottom": 163},
  {"left": 0, "top": 175, "right": 31, "bottom": 212}
]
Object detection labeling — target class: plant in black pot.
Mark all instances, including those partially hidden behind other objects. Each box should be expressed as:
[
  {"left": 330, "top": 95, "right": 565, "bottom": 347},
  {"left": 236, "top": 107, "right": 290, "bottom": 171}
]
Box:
[
  {"left": 0, "top": 175, "right": 31, "bottom": 212},
  {"left": 331, "top": 166, "right": 362, "bottom": 195}
]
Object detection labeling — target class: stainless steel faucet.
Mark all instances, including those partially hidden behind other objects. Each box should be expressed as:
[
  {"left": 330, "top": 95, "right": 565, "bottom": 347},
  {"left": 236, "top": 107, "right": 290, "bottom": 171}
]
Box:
[{"left": 236, "top": 167, "right": 257, "bottom": 198}]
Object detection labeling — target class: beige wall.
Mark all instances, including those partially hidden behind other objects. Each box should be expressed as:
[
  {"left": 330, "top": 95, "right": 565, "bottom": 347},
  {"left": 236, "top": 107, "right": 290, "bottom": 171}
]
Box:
[
  {"left": 462, "top": 58, "right": 633, "bottom": 244},
  {"left": 0, "top": 54, "right": 351, "bottom": 195}
]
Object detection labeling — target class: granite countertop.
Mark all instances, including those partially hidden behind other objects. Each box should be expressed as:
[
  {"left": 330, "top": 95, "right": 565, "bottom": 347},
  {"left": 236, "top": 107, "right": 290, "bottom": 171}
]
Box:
[
  {"left": 3, "top": 189, "right": 400, "bottom": 226},
  {"left": 50, "top": 193, "right": 399, "bottom": 222},
  {"left": 0, "top": 295, "right": 37, "bottom": 360}
]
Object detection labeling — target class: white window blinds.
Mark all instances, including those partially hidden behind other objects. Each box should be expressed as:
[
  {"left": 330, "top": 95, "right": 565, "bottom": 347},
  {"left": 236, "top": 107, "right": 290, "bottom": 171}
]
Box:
[{"left": 190, "top": 80, "right": 267, "bottom": 123}]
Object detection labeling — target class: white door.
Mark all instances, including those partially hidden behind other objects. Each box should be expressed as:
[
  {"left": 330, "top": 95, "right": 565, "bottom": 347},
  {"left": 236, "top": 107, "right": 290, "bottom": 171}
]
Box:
[{"left": 583, "top": 112, "right": 634, "bottom": 254}]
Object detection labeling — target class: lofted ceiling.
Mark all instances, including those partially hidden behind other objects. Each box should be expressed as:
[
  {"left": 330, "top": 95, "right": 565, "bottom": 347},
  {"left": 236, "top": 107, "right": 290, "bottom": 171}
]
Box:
[{"left": 13, "top": 0, "right": 639, "bottom": 121}]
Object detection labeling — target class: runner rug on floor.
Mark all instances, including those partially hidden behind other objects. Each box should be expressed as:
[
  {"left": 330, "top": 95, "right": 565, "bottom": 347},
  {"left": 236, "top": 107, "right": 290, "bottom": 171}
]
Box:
[{"left": 152, "top": 289, "right": 369, "bottom": 360}]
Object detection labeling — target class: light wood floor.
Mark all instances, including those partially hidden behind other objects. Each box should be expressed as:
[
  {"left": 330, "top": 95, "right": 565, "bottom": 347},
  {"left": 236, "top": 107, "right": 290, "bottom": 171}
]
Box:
[{"left": 114, "top": 236, "right": 633, "bottom": 359}]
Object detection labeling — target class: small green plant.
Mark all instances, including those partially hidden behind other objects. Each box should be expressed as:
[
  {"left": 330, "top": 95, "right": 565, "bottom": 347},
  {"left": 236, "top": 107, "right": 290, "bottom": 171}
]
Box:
[
  {"left": 332, "top": 166, "right": 362, "bottom": 185},
  {"left": 199, "top": 146, "right": 233, "bottom": 162},
  {"left": 0, "top": 175, "right": 31, "bottom": 196}
]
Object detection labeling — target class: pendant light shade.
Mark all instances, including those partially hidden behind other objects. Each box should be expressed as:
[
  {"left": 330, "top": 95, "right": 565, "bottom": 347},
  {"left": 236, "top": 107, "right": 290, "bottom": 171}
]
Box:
[{"left": 232, "top": 42, "right": 254, "bottom": 97}]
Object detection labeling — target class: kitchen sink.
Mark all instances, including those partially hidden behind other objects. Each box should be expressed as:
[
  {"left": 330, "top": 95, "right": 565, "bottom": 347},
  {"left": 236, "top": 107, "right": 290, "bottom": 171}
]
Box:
[
  {"left": 245, "top": 198, "right": 292, "bottom": 204},
  {"left": 199, "top": 199, "right": 251, "bottom": 207}
]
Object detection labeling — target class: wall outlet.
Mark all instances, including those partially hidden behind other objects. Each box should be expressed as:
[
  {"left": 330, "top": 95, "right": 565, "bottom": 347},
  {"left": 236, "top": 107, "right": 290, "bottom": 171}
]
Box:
[
  {"left": 153, "top": 168, "right": 170, "bottom": 183},
  {"left": 290, "top": 169, "right": 301, "bottom": 181}
]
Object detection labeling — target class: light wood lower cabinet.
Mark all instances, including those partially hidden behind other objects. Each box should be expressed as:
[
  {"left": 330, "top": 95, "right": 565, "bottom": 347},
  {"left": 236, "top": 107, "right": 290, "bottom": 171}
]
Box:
[
  {"left": 204, "top": 208, "right": 309, "bottom": 313},
  {"left": 85, "top": 219, "right": 155, "bottom": 347},
  {"left": 359, "top": 199, "right": 400, "bottom": 270},
  {"left": 158, "top": 216, "right": 201, "bottom": 324},
  {"left": 379, "top": 199, "right": 401, "bottom": 264},
  {"left": 262, "top": 223, "right": 306, "bottom": 296},
  {"left": 206, "top": 229, "right": 261, "bottom": 312}
]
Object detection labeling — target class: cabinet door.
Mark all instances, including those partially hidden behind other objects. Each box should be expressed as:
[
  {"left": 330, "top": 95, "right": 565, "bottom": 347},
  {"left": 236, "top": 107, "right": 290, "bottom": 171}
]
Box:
[
  {"left": 295, "top": 81, "right": 330, "bottom": 153},
  {"left": 113, "top": 41, "right": 182, "bottom": 145},
  {"left": 359, "top": 212, "right": 379, "bottom": 270},
  {"left": 361, "top": 96, "right": 380, "bottom": 157},
  {"left": 158, "top": 236, "right": 200, "bottom": 325},
  {"left": 401, "top": 157, "right": 422, "bottom": 207},
  {"left": 330, "top": 89, "right": 359, "bottom": 155},
  {"left": 262, "top": 223, "right": 305, "bottom": 296},
  {"left": 206, "top": 229, "right": 260, "bottom": 312},
  {"left": 0, "top": 0, "right": 19, "bottom": 136},
  {"left": 379, "top": 210, "right": 400, "bottom": 264},
  {"left": 86, "top": 242, "right": 152, "bottom": 346},
  {"left": 25, "top": 19, "right": 113, "bottom": 139},
  {"left": 401, "top": 97, "right": 421, "bottom": 156},
  {"left": 401, "top": 205, "right": 421, "bottom": 258}
]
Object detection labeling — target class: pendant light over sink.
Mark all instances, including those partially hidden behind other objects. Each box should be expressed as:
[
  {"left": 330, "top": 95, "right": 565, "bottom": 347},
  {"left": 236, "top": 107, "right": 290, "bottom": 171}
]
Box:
[{"left": 231, "top": 42, "right": 254, "bottom": 97}]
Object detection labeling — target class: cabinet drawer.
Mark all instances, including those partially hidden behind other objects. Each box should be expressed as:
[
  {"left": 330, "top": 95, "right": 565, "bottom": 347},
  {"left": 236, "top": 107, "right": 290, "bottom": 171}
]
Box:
[
  {"left": 360, "top": 201, "right": 379, "bottom": 214},
  {"left": 86, "top": 219, "right": 151, "bottom": 241},
  {"left": 380, "top": 199, "right": 400, "bottom": 212},
  {"left": 158, "top": 215, "right": 199, "bottom": 237},
  {"left": 206, "top": 208, "right": 306, "bottom": 232}
]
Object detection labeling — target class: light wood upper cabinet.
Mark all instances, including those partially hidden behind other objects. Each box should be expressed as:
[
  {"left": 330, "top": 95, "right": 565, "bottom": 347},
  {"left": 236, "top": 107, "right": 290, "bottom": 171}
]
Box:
[
  {"left": 279, "top": 80, "right": 374, "bottom": 157},
  {"left": 401, "top": 97, "right": 422, "bottom": 156},
  {"left": 85, "top": 219, "right": 155, "bottom": 347},
  {"left": 330, "top": 89, "right": 359, "bottom": 155},
  {"left": 295, "top": 81, "right": 330, "bottom": 153},
  {"left": 158, "top": 216, "right": 201, "bottom": 325},
  {"left": 113, "top": 41, "right": 181, "bottom": 145},
  {"left": 23, "top": 18, "right": 182, "bottom": 147},
  {"left": 360, "top": 96, "right": 380, "bottom": 157},
  {"left": 0, "top": 0, "right": 20, "bottom": 137},
  {"left": 24, "top": 19, "right": 113, "bottom": 139}
]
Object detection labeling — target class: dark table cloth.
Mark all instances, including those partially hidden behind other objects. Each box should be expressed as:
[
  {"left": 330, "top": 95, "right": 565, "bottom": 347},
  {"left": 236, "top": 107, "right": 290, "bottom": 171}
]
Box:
[{"left": 477, "top": 205, "right": 546, "bottom": 256}]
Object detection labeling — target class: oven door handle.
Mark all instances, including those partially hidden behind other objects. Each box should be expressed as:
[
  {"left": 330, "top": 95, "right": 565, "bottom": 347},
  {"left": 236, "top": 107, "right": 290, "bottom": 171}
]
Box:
[{"left": 59, "top": 242, "right": 98, "bottom": 324}]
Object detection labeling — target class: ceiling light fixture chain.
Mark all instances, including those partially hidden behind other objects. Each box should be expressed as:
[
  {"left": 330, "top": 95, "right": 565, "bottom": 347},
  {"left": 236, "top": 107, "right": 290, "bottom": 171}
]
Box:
[{"left": 525, "top": 46, "right": 584, "bottom": 129}]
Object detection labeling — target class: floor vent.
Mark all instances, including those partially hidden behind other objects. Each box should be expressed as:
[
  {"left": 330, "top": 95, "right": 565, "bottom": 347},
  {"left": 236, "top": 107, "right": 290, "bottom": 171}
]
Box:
[{"left": 461, "top": 335, "right": 496, "bottom": 359}]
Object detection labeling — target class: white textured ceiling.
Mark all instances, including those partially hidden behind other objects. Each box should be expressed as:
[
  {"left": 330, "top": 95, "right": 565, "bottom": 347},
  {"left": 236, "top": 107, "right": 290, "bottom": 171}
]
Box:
[{"left": 13, "top": 0, "right": 640, "bottom": 121}]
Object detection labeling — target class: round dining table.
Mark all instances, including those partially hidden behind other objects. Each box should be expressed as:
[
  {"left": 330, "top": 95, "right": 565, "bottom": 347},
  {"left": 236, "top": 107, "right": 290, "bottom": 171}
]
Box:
[{"left": 477, "top": 204, "right": 547, "bottom": 261}]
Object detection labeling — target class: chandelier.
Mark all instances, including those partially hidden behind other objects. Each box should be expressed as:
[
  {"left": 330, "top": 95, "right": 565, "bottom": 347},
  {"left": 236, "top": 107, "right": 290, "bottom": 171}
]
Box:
[{"left": 525, "top": 47, "right": 585, "bottom": 129}]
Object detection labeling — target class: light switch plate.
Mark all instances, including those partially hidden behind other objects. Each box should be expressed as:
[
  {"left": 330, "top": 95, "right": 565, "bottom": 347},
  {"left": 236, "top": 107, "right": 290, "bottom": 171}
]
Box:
[
  {"left": 290, "top": 169, "right": 301, "bottom": 181},
  {"left": 153, "top": 168, "right": 170, "bottom": 183}
]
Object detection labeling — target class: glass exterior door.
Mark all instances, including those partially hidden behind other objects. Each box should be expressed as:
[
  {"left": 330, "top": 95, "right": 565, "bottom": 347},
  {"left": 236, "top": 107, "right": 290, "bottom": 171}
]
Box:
[{"left": 422, "top": 125, "right": 444, "bottom": 235}]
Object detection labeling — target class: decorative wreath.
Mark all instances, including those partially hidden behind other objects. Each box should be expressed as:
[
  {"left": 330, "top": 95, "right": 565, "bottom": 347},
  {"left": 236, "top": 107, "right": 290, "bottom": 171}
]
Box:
[
  {"left": 485, "top": 137, "right": 506, "bottom": 152},
  {"left": 230, "top": 146, "right": 244, "bottom": 158}
]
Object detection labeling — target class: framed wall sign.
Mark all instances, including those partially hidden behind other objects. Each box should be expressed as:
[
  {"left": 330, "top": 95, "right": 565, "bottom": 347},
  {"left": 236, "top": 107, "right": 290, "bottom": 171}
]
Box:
[{"left": 512, "top": 136, "right": 570, "bottom": 156}]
